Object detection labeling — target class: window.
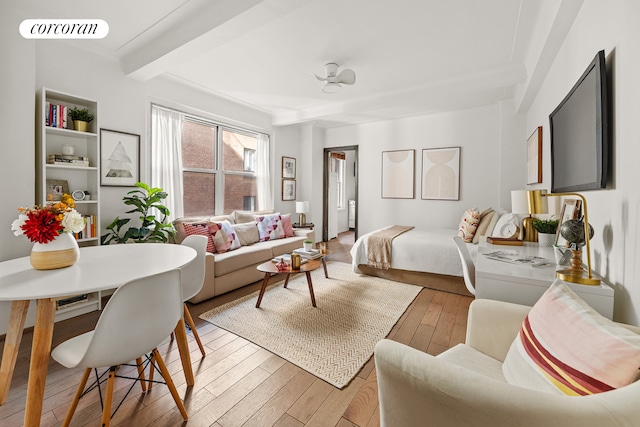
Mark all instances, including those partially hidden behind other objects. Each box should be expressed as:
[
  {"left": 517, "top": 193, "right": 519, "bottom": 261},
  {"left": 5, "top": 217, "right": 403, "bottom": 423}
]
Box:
[{"left": 180, "top": 117, "right": 261, "bottom": 216}]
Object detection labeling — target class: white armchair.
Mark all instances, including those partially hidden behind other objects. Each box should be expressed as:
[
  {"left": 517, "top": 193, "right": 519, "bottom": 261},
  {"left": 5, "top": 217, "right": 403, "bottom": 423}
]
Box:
[{"left": 375, "top": 298, "right": 640, "bottom": 427}]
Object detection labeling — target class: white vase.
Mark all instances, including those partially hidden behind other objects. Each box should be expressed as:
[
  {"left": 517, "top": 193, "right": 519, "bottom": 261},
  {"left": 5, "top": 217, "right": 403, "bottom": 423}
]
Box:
[
  {"left": 30, "top": 232, "right": 80, "bottom": 270},
  {"left": 537, "top": 232, "right": 556, "bottom": 247}
]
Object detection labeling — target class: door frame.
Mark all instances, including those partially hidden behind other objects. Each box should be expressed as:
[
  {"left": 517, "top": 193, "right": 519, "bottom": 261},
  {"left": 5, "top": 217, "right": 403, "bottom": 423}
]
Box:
[{"left": 322, "top": 145, "right": 358, "bottom": 242}]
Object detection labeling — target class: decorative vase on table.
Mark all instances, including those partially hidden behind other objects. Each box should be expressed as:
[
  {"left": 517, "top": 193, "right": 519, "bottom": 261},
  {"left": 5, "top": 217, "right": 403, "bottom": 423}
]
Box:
[
  {"left": 537, "top": 232, "right": 556, "bottom": 247},
  {"left": 30, "top": 232, "right": 80, "bottom": 270}
]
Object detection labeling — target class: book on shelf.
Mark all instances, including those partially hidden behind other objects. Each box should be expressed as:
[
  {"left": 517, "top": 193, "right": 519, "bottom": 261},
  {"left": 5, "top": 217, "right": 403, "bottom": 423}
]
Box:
[
  {"left": 46, "top": 102, "right": 68, "bottom": 129},
  {"left": 486, "top": 236, "right": 524, "bottom": 246},
  {"left": 47, "top": 154, "right": 90, "bottom": 167},
  {"left": 292, "top": 248, "right": 322, "bottom": 259},
  {"left": 73, "top": 215, "right": 97, "bottom": 240}
]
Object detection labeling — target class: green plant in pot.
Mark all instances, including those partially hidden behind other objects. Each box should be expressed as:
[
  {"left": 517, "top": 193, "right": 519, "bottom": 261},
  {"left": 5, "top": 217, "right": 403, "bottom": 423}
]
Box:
[
  {"left": 532, "top": 217, "right": 559, "bottom": 246},
  {"left": 303, "top": 238, "right": 313, "bottom": 251},
  {"left": 68, "top": 106, "right": 94, "bottom": 132},
  {"left": 101, "top": 182, "right": 176, "bottom": 245}
]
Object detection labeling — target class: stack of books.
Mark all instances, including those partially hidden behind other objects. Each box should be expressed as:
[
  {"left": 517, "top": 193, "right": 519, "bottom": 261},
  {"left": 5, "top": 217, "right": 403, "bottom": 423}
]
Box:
[
  {"left": 47, "top": 154, "right": 90, "bottom": 167},
  {"left": 293, "top": 248, "right": 322, "bottom": 260}
]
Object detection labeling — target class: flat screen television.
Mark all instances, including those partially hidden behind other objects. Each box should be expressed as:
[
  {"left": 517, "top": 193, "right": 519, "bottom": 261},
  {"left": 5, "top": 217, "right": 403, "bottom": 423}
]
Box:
[{"left": 549, "top": 50, "right": 608, "bottom": 192}]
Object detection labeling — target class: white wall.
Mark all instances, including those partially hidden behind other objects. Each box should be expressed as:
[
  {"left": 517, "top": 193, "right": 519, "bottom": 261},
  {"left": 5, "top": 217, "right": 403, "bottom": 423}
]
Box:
[
  {"left": 325, "top": 104, "right": 503, "bottom": 235},
  {"left": 525, "top": 0, "right": 640, "bottom": 324}
]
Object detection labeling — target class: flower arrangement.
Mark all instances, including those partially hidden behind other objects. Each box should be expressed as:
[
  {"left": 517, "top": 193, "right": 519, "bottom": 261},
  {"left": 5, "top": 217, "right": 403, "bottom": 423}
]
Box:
[{"left": 11, "top": 194, "right": 85, "bottom": 244}]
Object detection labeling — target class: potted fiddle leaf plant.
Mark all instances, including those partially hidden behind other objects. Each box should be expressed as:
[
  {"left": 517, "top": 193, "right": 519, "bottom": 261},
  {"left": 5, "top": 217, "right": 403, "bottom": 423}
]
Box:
[
  {"left": 101, "top": 182, "right": 176, "bottom": 245},
  {"left": 68, "top": 106, "right": 94, "bottom": 132},
  {"left": 532, "top": 217, "right": 559, "bottom": 246}
]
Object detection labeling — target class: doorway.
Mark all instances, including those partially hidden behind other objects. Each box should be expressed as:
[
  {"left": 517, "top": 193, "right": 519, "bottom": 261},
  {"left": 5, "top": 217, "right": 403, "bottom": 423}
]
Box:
[{"left": 322, "top": 145, "right": 358, "bottom": 242}]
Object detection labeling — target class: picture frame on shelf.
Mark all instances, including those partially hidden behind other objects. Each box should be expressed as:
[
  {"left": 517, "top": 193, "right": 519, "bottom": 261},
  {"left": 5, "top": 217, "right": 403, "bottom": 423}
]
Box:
[
  {"left": 282, "top": 156, "right": 296, "bottom": 179},
  {"left": 421, "top": 146, "right": 460, "bottom": 200},
  {"left": 100, "top": 129, "right": 140, "bottom": 187},
  {"left": 46, "top": 179, "right": 69, "bottom": 201},
  {"left": 556, "top": 199, "right": 582, "bottom": 246},
  {"left": 527, "top": 126, "right": 543, "bottom": 184},
  {"left": 381, "top": 149, "right": 415, "bottom": 199},
  {"left": 282, "top": 179, "right": 296, "bottom": 201}
]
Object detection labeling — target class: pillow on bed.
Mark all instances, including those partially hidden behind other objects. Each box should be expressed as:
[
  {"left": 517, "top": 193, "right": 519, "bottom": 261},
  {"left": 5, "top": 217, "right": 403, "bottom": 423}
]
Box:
[
  {"left": 473, "top": 209, "right": 495, "bottom": 244},
  {"left": 458, "top": 208, "right": 480, "bottom": 243}
]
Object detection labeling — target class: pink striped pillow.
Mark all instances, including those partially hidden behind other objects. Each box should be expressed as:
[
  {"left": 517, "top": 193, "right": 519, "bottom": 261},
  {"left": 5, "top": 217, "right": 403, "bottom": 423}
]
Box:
[
  {"left": 182, "top": 223, "right": 215, "bottom": 253},
  {"left": 502, "top": 282, "right": 640, "bottom": 395}
]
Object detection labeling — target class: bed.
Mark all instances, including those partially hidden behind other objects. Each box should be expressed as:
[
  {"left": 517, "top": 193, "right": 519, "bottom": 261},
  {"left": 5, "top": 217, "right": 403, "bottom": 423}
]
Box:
[{"left": 351, "top": 227, "right": 479, "bottom": 296}]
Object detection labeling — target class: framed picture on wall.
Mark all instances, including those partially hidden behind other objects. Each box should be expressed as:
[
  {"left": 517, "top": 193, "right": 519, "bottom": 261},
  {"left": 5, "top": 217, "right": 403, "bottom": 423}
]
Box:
[
  {"left": 421, "top": 146, "right": 461, "bottom": 200},
  {"left": 282, "top": 156, "right": 296, "bottom": 179},
  {"left": 527, "top": 126, "right": 542, "bottom": 184},
  {"left": 100, "top": 129, "right": 140, "bottom": 187},
  {"left": 381, "top": 149, "right": 415, "bottom": 199},
  {"left": 282, "top": 179, "right": 296, "bottom": 201}
]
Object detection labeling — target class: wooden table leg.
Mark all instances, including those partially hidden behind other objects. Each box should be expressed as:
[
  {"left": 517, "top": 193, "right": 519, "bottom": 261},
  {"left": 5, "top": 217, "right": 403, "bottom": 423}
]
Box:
[
  {"left": 24, "top": 298, "right": 56, "bottom": 427},
  {"left": 173, "top": 318, "right": 194, "bottom": 387},
  {"left": 255, "top": 273, "right": 271, "bottom": 308},
  {"left": 0, "top": 300, "right": 30, "bottom": 405},
  {"left": 283, "top": 273, "right": 291, "bottom": 288},
  {"left": 322, "top": 258, "right": 328, "bottom": 278},
  {"left": 305, "top": 272, "right": 317, "bottom": 308}
]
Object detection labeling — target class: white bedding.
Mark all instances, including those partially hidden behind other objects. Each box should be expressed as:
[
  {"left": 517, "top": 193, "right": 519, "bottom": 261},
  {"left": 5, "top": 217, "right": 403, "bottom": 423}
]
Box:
[{"left": 351, "top": 227, "right": 478, "bottom": 277}]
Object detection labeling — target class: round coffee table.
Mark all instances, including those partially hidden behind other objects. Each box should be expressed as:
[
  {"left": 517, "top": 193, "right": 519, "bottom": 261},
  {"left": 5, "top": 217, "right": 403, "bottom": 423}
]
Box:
[{"left": 255, "top": 255, "right": 328, "bottom": 308}]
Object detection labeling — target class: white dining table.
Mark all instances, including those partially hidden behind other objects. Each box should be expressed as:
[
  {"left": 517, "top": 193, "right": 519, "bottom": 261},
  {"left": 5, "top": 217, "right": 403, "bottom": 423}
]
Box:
[{"left": 0, "top": 243, "right": 196, "bottom": 427}]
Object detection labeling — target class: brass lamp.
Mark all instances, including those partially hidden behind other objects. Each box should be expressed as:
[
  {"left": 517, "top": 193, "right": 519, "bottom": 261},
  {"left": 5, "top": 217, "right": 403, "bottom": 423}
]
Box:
[
  {"left": 511, "top": 190, "right": 547, "bottom": 241},
  {"left": 296, "top": 201, "right": 309, "bottom": 225},
  {"left": 527, "top": 190, "right": 600, "bottom": 286}
]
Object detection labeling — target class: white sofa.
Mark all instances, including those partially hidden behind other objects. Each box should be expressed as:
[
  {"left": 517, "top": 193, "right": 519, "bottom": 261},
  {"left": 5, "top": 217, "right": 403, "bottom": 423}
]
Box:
[
  {"left": 173, "top": 210, "right": 314, "bottom": 303},
  {"left": 375, "top": 299, "right": 640, "bottom": 427}
]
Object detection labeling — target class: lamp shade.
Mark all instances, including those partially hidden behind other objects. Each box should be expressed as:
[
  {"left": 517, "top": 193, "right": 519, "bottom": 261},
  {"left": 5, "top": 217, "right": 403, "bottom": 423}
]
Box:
[
  {"left": 511, "top": 190, "right": 530, "bottom": 214},
  {"left": 296, "top": 201, "right": 309, "bottom": 214}
]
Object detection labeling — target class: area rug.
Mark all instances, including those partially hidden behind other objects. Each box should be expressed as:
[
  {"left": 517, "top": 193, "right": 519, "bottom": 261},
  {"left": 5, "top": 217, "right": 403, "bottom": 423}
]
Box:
[{"left": 199, "top": 262, "right": 421, "bottom": 388}]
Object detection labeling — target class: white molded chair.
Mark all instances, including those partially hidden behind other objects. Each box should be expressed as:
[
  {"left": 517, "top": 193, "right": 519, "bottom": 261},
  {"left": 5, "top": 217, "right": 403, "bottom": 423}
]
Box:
[
  {"left": 452, "top": 236, "right": 476, "bottom": 295},
  {"left": 180, "top": 235, "right": 208, "bottom": 357},
  {"left": 51, "top": 269, "right": 187, "bottom": 427}
]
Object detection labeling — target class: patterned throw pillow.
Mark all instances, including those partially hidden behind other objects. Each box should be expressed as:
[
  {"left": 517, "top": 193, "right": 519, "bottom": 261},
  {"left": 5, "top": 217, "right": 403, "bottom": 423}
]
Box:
[
  {"left": 208, "top": 221, "right": 241, "bottom": 253},
  {"left": 281, "top": 213, "right": 295, "bottom": 237},
  {"left": 502, "top": 282, "right": 640, "bottom": 396},
  {"left": 182, "top": 223, "right": 215, "bottom": 253},
  {"left": 255, "top": 213, "right": 285, "bottom": 242},
  {"left": 457, "top": 208, "right": 480, "bottom": 243}
]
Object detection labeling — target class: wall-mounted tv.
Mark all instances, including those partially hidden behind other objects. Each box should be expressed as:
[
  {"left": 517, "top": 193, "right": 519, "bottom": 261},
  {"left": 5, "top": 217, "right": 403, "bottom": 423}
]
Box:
[{"left": 549, "top": 50, "right": 608, "bottom": 192}]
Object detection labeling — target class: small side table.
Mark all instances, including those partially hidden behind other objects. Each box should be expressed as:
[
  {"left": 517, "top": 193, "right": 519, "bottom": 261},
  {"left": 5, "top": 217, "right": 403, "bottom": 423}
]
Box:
[{"left": 293, "top": 223, "right": 314, "bottom": 230}]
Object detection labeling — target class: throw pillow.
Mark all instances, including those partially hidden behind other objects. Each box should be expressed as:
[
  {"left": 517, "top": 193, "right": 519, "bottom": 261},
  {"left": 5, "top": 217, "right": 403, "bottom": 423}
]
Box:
[
  {"left": 457, "top": 208, "right": 480, "bottom": 243},
  {"left": 255, "top": 213, "right": 285, "bottom": 242},
  {"left": 502, "top": 282, "right": 640, "bottom": 396},
  {"left": 232, "top": 222, "right": 260, "bottom": 246},
  {"left": 281, "top": 213, "right": 295, "bottom": 237},
  {"left": 182, "top": 223, "right": 216, "bottom": 253},
  {"left": 233, "top": 210, "right": 274, "bottom": 224},
  {"left": 208, "top": 220, "right": 241, "bottom": 253},
  {"left": 473, "top": 209, "right": 495, "bottom": 244}
]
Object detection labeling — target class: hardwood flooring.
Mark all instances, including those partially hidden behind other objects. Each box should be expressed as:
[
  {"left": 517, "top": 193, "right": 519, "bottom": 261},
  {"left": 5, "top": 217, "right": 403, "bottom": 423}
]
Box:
[{"left": 0, "top": 231, "right": 474, "bottom": 426}]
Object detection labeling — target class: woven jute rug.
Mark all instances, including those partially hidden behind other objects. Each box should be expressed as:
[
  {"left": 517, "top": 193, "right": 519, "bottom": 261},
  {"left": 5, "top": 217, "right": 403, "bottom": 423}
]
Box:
[{"left": 199, "top": 262, "right": 421, "bottom": 389}]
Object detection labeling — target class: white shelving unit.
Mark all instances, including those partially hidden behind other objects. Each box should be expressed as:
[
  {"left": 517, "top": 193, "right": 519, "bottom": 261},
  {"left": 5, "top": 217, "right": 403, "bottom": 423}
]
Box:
[{"left": 36, "top": 87, "right": 102, "bottom": 319}]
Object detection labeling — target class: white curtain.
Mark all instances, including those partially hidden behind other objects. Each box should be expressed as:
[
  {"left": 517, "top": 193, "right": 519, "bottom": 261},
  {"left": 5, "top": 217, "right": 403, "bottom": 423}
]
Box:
[
  {"left": 151, "top": 106, "right": 184, "bottom": 221},
  {"left": 256, "top": 133, "right": 273, "bottom": 210}
]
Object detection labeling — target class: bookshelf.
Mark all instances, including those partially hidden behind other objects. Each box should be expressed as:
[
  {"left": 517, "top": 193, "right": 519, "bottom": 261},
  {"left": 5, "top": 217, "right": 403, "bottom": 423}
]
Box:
[{"left": 36, "top": 87, "right": 103, "bottom": 317}]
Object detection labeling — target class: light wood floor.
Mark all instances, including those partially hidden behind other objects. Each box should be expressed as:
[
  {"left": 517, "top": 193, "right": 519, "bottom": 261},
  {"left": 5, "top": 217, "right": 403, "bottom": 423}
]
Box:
[{"left": 0, "top": 231, "right": 474, "bottom": 426}]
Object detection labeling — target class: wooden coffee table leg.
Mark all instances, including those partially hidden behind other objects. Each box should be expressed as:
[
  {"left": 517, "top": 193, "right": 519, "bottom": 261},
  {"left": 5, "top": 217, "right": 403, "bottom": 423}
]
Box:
[
  {"left": 256, "top": 272, "right": 271, "bottom": 308},
  {"left": 322, "top": 258, "right": 328, "bottom": 278},
  {"left": 305, "top": 271, "right": 317, "bottom": 307},
  {"left": 283, "top": 273, "right": 291, "bottom": 288}
]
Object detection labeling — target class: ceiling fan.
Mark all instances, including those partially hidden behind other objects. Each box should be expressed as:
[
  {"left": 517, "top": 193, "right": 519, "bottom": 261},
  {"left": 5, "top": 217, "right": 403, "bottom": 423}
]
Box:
[{"left": 314, "top": 63, "right": 356, "bottom": 93}]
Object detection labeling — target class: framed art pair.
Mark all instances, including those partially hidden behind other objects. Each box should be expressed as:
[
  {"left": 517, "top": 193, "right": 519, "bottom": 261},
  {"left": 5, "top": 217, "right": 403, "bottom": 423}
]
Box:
[
  {"left": 282, "top": 156, "right": 296, "bottom": 201},
  {"left": 381, "top": 147, "right": 461, "bottom": 200}
]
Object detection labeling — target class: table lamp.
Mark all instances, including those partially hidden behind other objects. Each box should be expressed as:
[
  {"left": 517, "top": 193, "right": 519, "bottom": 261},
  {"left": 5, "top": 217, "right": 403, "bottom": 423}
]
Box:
[
  {"left": 527, "top": 189, "right": 600, "bottom": 286},
  {"left": 511, "top": 190, "right": 547, "bottom": 241},
  {"left": 296, "top": 201, "right": 309, "bottom": 225}
]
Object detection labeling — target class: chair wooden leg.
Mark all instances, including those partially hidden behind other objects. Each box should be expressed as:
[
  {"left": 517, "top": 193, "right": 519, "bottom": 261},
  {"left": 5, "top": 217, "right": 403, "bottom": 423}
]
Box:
[
  {"left": 62, "top": 368, "right": 91, "bottom": 427},
  {"left": 148, "top": 359, "right": 155, "bottom": 391},
  {"left": 101, "top": 367, "right": 116, "bottom": 427},
  {"left": 152, "top": 348, "right": 188, "bottom": 420},
  {"left": 183, "top": 304, "right": 206, "bottom": 357},
  {"left": 136, "top": 357, "right": 147, "bottom": 392}
]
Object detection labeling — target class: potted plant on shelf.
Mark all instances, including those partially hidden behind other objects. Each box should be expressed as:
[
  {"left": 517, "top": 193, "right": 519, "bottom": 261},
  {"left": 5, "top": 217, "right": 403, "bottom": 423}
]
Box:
[
  {"left": 68, "top": 107, "right": 94, "bottom": 132},
  {"left": 532, "top": 217, "right": 559, "bottom": 246},
  {"left": 101, "top": 182, "right": 176, "bottom": 245}
]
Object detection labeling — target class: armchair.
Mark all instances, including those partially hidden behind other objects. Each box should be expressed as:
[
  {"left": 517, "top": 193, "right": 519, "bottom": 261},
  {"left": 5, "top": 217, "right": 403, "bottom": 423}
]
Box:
[{"left": 375, "top": 298, "right": 640, "bottom": 427}]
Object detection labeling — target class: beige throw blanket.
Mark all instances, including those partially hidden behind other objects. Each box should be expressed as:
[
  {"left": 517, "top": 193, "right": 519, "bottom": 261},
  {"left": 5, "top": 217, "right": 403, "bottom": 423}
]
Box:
[{"left": 367, "top": 225, "right": 414, "bottom": 270}]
